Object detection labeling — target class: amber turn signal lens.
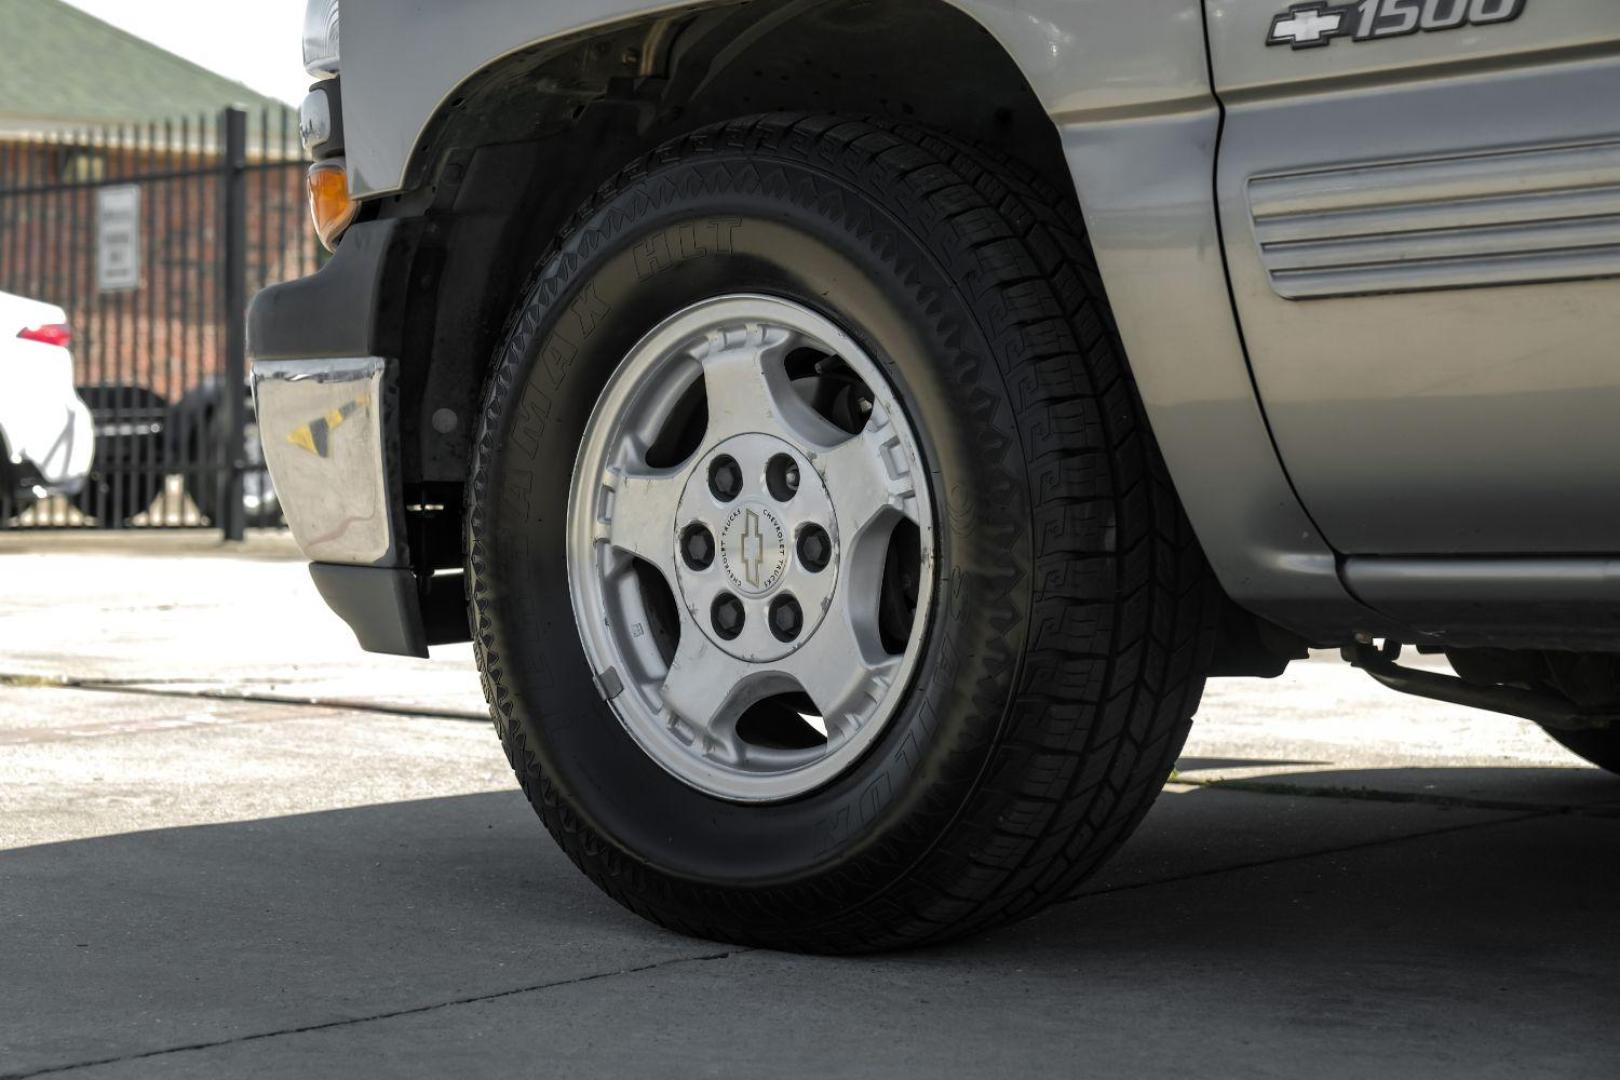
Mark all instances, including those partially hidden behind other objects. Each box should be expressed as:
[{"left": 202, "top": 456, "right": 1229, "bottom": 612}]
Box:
[{"left": 307, "top": 160, "right": 358, "bottom": 251}]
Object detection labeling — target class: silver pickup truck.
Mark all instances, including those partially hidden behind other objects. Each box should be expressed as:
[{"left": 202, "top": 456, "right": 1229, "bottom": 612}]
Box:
[{"left": 250, "top": 0, "right": 1620, "bottom": 951}]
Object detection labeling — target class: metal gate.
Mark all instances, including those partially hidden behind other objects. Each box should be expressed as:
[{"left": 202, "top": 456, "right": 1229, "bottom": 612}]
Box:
[{"left": 0, "top": 106, "right": 318, "bottom": 537}]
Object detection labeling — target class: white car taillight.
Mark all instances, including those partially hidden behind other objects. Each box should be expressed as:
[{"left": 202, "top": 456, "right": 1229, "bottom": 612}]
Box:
[{"left": 17, "top": 323, "right": 71, "bottom": 348}]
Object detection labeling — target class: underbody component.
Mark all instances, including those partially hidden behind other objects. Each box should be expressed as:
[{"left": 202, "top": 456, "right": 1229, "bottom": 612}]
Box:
[{"left": 1345, "top": 640, "right": 1615, "bottom": 732}]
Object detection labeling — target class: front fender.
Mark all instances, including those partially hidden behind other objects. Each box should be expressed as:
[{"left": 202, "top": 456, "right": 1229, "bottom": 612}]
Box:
[{"left": 330, "top": 0, "right": 1396, "bottom": 644}]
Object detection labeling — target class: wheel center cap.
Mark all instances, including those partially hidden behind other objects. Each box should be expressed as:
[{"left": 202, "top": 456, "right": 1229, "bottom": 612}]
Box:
[{"left": 718, "top": 502, "right": 788, "bottom": 596}]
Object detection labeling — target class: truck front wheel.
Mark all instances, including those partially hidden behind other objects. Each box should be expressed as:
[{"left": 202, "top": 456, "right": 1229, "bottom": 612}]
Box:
[{"left": 467, "top": 115, "right": 1217, "bottom": 951}]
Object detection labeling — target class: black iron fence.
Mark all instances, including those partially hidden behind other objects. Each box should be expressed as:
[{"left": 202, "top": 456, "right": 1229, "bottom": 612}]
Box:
[{"left": 0, "top": 105, "right": 318, "bottom": 536}]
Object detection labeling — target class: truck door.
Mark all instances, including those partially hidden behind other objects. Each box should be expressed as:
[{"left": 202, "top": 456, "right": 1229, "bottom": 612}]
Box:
[{"left": 1206, "top": 1, "right": 1620, "bottom": 554}]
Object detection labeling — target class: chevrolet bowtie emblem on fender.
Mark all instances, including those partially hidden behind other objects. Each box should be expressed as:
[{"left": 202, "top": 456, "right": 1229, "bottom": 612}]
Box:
[
  {"left": 1269, "top": 3, "right": 1353, "bottom": 47},
  {"left": 286, "top": 395, "right": 369, "bottom": 458},
  {"left": 1268, "top": 0, "right": 1527, "bottom": 50}
]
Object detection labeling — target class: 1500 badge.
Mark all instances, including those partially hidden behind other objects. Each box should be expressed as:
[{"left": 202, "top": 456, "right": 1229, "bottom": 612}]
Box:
[{"left": 1269, "top": 0, "right": 1526, "bottom": 49}]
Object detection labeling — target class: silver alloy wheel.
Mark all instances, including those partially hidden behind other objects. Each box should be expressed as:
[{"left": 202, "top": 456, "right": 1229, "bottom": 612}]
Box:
[{"left": 566, "top": 295, "right": 936, "bottom": 802}]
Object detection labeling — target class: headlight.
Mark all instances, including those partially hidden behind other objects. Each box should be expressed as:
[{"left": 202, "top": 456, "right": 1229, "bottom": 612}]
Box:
[{"left": 302, "top": 0, "right": 341, "bottom": 78}]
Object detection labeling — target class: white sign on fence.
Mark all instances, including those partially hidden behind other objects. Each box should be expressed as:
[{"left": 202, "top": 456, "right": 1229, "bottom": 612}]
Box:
[{"left": 96, "top": 184, "right": 141, "bottom": 292}]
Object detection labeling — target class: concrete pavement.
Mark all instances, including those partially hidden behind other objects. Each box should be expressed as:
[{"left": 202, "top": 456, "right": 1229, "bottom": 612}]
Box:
[{"left": 2, "top": 533, "right": 1617, "bottom": 1077}]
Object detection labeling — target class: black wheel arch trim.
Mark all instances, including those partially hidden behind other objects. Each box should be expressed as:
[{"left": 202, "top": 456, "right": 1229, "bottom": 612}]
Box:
[{"left": 247, "top": 218, "right": 422, "bottom": 363}]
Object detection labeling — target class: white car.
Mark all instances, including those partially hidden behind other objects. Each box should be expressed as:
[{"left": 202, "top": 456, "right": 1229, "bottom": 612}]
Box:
[{"left": 0, "top": 290, "right": 95, "bottom": 514}]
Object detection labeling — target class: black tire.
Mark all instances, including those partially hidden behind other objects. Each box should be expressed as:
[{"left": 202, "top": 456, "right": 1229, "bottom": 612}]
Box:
[
  {"left": 0, "top": 449, "right": 34, "bottom": 524},
  {"left": 185, "top": 406, "right": 281, "bottom": 529},
  {"left": 1543, "top": 727, "right": 1620, "bottom": 775},
  {"left": 1, "top": 494, "right": 35, "bottom": 526},
  {"left": 73, "top": 465, "right": 162, "bottom": 526},
  {"left": 73, "top": 385, "right": 167, "bottom": 526},
  {"left": 468, "top": 114, "right": 1218, "bottom": 952}
]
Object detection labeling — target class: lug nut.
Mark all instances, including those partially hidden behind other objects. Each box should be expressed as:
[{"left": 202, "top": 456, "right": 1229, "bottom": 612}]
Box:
[
  {"left": 709, "top": 455, "right": 743, "bottom": 502},
  {"left": 797, "top": 525, "right": 832, "bottom": 572},
  {"left": 681, "top": 524, "right": 715, "bottom": 570},
  {"left": 711, "top": 593, "right": 745, "bottom": 640},
  {"left": 766, "top": 453, "right": 800, "bottom": 502},
  {"left": 768, "top": 595, "right": 803, "bottom": 642}
]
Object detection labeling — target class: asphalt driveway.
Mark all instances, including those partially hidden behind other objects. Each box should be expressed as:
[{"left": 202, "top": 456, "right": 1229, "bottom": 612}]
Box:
[{"left": 2, "top": 533, "right": 1616, "bottom": 1078}]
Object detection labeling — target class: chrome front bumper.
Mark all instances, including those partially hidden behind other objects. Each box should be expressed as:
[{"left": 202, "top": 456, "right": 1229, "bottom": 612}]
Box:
[
  {"left": 252, "top": 356, "right": 401, "bottom": 566},
  {"left": 252, "top": 355, "right": 431, "bottom": 657}
]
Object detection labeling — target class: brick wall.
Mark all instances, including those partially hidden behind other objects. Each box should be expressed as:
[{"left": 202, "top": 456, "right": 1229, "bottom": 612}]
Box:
[{"left": 0, "top": 129, "right": 316, "bottom": 401}]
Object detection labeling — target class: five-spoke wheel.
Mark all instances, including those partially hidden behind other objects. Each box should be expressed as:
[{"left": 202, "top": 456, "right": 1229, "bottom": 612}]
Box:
[{"left": 568, "top": 296, "right": 934, "bottom": 802}]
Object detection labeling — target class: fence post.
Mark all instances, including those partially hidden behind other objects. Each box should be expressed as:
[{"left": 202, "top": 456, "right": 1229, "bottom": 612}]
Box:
[{"left": 219, "top": 107, "right": 247, "bottom": 541}]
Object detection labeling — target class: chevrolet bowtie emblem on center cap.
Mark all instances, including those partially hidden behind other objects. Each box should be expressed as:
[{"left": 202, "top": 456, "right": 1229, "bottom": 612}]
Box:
[
  {"left": 1268, "top": 0, "right": 1527, "bottom": 50},
  {"left": 741, "top": 509, "right": 765, "bottom": 588},
  {"left": 720, "top": 503, "right": 788, "bottom": 596}
]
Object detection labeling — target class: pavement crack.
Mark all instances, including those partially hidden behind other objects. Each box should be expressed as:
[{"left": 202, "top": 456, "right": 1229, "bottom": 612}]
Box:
[
  {"left": 1174, "top": 774, "right": 1620, "bottom": 817},
  {"left": 0, "top": 671, "right": 489, "bottom": 723},
  {"left": 0, "top": 949, "right": 746, "bottom": 1079},
  {"left": 1070, "top": 809, "right": 1552, "bottom": 904}
]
